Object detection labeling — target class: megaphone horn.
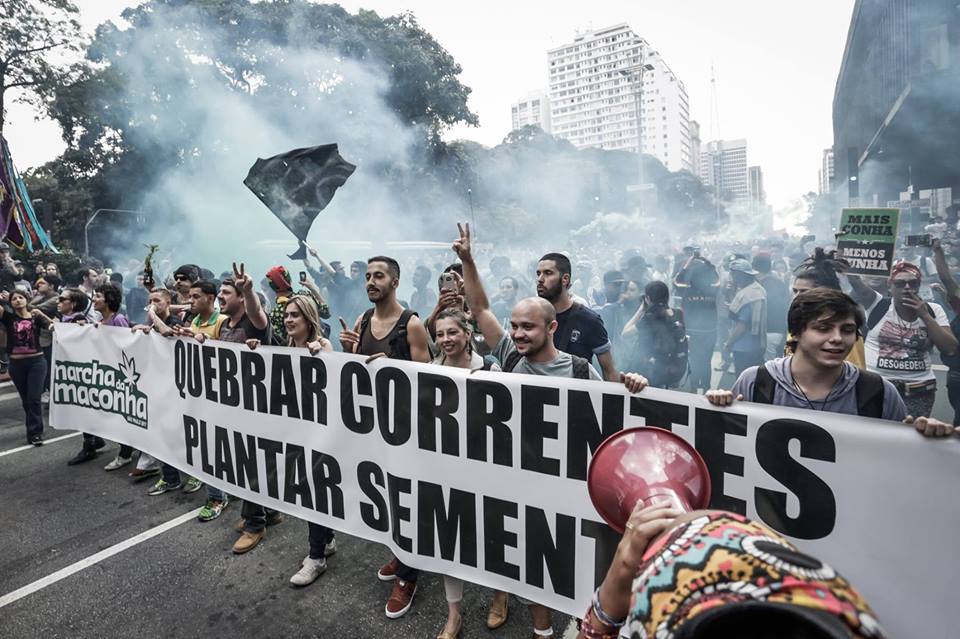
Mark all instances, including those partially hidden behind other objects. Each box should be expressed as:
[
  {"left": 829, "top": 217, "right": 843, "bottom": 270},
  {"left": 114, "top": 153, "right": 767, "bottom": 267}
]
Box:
[{"left": 587, "top": 427, "right": 711, "bottom": 533}]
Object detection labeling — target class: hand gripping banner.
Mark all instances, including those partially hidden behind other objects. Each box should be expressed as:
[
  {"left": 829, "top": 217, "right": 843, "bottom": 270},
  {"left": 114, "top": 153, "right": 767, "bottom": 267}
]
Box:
[{"left": 50, "top": 323, "right": 960, "bottom": 637}]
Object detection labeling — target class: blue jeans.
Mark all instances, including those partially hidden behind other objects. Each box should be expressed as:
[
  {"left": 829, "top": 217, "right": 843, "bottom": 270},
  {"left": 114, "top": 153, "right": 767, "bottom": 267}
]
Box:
[
  {"left": 10, "top": 355, "right": 46, "bottom": 440},
  {"left": 161, "top": 462, "right": 182, "bottom": 485},
  {"left": 207, "top": 484, "right": 226, "bottom": 502}
]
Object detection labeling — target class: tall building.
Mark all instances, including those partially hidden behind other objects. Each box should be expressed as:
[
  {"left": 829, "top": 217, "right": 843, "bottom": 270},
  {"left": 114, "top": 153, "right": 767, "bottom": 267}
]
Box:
[
  {"left": 819, "top": 148, "right": 835, "bottom": 194},
  {"left": 833, "top": 0, "right": 960, "bottom": 206},
  {"left": 510, "top": 89, "right": 552, "bottom": 133},
  {"left": 699, "top": 139, "right": 749, "bottom": 202},
  {"left": 547, "top": 23, "right": 693, "bottom": 173},
  {"left": 748, "top": 165, "right": 765, "bottom": 206},
  {"left": 689, "top": 120, "right": 702, "bottom": 177}
]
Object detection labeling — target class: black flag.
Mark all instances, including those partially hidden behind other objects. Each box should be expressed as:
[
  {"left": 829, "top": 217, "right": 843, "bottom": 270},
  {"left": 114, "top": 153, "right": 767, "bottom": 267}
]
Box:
[{"left": 243, "top": 144, "right": 356, "bottom": 259}]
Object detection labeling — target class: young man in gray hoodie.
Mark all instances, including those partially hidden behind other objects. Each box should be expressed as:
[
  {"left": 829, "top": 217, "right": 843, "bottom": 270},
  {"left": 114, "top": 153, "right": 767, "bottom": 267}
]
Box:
[{"left": 707, "top": 288, "right": 954, "bottom": 437}]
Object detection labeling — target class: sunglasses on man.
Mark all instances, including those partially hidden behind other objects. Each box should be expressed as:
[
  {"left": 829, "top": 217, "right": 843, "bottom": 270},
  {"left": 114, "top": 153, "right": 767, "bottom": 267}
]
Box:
[{"left": 892, "top": 279, "right": 921, "bottom": 289}]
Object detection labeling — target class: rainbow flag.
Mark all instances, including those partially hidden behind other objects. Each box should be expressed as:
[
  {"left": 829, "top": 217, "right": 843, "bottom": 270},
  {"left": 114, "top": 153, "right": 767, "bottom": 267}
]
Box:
[{"left": 0, "top": 136, "right": 57, "bottom": 253}]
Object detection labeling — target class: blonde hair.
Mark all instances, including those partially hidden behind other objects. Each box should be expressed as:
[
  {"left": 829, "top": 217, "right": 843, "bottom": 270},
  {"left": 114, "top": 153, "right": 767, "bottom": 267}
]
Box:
[
  {"left": 435, "top": 308, "right": 473, "bottom": 354},
  {"left": 285, "top": 295, "right": 324, "bottom": 346}
]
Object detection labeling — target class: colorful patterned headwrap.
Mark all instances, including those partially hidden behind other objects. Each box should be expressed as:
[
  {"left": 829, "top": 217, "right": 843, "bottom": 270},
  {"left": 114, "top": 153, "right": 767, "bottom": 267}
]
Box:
[{"left": 626, "top": 512, "right": 885, "bottom": 639}]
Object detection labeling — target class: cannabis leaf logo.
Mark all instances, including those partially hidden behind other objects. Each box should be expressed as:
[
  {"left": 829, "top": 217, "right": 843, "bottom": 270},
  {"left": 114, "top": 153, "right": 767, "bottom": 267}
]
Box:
[{"left": 119, "top": 352, "right": 141, "bottom": 386}]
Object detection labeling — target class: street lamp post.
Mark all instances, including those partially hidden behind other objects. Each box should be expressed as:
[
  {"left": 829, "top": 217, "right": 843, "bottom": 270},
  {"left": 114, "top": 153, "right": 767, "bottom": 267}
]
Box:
[{"left": 620, "top": 57, "right": 656, "bottom": 216}]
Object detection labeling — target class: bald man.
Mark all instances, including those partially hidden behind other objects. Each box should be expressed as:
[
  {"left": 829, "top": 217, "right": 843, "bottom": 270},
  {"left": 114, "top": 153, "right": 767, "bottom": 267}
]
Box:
[{"left": 452, "top": 223, "right": 649, "bottom": 635}]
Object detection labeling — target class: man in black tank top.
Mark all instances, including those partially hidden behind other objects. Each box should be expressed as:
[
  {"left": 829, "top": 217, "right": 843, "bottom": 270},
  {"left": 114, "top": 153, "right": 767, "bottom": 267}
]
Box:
[{"left": 338, "top": 255, "right": 430, "bottom": 620}]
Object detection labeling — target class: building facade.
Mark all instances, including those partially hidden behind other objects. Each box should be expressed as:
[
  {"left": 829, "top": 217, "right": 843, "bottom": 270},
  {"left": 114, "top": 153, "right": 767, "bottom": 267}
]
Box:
[
  {"left": 833, "top": 0, "right": 960, "bottom": 206},
  {"left": 699, "top": 139, "right": 749, "bottom": 203},
  {"left": 547, "top": 23, "right": 693, "bottom": 173},
  {"left": 819, "top": 148, "right": 835, "bottom": 194},
  {"left": 689, "top": 120, "right": 702, "bottom": 177},
  {"left": 510, "top": 89, "right": 552, "bottom": 133}
]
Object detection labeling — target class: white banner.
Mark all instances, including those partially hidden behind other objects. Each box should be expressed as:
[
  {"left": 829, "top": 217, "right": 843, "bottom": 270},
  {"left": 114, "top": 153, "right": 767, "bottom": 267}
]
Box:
[{"left": 50, "top": 323, "right": 960, "bottom": 637}]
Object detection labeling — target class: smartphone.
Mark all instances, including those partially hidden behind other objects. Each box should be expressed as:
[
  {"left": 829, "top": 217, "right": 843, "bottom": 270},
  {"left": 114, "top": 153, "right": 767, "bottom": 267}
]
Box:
[
  {"left": 299, "top": 271, "right": 307, "bottom": 283},
  {"left": 906, "top": 234, "right": 932, "bottom": 247},
  {"left": 439, "top": 273, "right": 457, "bottom": 292}
]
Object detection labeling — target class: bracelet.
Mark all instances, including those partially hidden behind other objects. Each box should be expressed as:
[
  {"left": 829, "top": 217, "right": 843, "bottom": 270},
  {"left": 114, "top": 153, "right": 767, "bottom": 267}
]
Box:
[
  {"left": 591, "top": 587, "right": 626, "bottom": 628},
  {"left": 579, "top": 608, "right": 622, "bottom": 639}
]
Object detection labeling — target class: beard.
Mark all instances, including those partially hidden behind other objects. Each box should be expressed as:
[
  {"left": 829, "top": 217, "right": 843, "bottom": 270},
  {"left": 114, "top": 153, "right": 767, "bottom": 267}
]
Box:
[{"left": 537, "top": 280, "right": 563, "bottom": 303}]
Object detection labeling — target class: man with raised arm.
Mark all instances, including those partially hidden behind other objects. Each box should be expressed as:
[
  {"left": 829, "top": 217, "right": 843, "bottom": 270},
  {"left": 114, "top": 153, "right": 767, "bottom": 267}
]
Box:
[{"left": 452, "top": 222, "right": 648, "bottom": 638}]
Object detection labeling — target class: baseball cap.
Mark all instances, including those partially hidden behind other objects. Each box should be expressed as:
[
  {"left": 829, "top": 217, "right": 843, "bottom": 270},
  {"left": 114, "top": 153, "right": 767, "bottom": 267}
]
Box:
[{"left": 728, "top": 258, "right": 759, "bottom": 275}]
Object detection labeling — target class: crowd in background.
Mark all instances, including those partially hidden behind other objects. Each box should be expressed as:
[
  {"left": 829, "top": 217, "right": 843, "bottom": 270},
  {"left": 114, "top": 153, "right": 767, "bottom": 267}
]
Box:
[{"left": 1, "top": 213, "right": 959, "bottom": 638}]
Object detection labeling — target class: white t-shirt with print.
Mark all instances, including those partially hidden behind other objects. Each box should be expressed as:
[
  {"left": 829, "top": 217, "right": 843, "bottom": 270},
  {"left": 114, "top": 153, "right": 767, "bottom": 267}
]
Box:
[{"left": 864, "top": 292, "right": 949, "bottom": 382}]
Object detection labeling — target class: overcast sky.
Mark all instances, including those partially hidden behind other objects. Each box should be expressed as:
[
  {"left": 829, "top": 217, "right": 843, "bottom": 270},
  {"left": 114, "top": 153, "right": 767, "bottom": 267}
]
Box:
[{"left": 4, "top": 0, "right": 855, "bottom": 209}]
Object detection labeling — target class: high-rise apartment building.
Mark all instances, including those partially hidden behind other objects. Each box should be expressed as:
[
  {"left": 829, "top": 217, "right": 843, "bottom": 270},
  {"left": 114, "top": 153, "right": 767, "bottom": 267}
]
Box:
[
  {"left": 689, "top": 120, "right": 702, "bottom": 177},
  {"left": 700, "top": 139, "right": 750, "bottom": 202},
  {"left": 547, "top": 23, "right": 692, "bottom": 173},
  {"left": 510, "top": 89, "right": 552, "bottom": 133},
  {"left": 819, "top": 148, "right": 834, "bottom": 194}
]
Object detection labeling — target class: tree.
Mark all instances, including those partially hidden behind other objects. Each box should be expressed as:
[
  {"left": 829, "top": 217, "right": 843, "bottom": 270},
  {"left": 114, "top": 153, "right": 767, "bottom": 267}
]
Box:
[{"left": 0, "top": 0, "right": 83, "bottom": 133}]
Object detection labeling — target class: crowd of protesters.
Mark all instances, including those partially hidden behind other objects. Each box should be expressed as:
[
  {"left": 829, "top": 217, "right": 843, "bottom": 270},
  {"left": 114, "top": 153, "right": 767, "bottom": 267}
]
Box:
[{"left": 4, "top": 215, "right": 959, "bottom": 639}]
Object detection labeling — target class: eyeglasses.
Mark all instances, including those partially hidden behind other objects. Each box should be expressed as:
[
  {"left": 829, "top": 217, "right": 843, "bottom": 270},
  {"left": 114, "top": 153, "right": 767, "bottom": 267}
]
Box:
[
  {"left": 174, "top": 275, "right": 190, "bottom": 281},
  {"left": 892, "top": 279, "right": 921, "bottom": 289}
]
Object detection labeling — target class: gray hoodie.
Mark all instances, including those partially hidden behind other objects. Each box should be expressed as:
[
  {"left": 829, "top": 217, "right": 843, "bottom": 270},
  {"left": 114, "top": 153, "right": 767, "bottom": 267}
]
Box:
[{"left": 731, "top": 357, "right": 907, "bottom": 421}]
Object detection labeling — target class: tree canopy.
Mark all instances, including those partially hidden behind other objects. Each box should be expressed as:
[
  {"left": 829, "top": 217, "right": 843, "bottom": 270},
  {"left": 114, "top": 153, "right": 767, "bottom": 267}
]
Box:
[{"left": 0, "top": 0, "right": 83, "bottom": 133}]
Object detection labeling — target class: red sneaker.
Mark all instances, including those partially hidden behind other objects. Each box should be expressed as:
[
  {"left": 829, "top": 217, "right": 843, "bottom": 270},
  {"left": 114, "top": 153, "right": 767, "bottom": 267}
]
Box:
[
  {"left": 385, "top": 579, "right": 417, "bottom": 618},
  {"left": 377, "top": 557, "right": 399, "bottom": 582}
]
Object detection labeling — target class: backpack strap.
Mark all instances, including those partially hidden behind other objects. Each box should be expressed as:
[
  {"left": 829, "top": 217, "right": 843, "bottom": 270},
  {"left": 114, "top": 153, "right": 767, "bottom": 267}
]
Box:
[
  {"left": 866, "top": 298, "right": 891, "bottom": 333},
  {"left": 854, "top": 370, "right": 886, "bottom": 418},
  {"left": 752, "top": 364, "right": 776, "bottom": 404},
  {"left": 570, "top": 354, "right": 591, "bottom": 380},
  {"left": 503, "top": 350, "right": 523, "bottom": 373},
  {"left": 389, "top": 309, "right": 418, "bottom": 361}
]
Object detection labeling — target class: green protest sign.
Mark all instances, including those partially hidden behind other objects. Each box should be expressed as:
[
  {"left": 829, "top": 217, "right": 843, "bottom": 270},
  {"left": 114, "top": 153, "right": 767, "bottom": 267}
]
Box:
[{"left": 836, "top": 208, "right": 901, "bottom": 276}]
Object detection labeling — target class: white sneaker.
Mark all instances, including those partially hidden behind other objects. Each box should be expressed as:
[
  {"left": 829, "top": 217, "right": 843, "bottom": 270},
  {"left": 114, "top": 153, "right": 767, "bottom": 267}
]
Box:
[
  {"left": 40, "top": 391, "right": 50, "bottom": 404},
  {"left": 325, "top": 538, "right": 337, "bottom": 557},
  {"left": 104, "top": 455, "right": 132, "bottom": 471},
  {"left": 289, "top": 556, "right": 326, "bottom": 587}
]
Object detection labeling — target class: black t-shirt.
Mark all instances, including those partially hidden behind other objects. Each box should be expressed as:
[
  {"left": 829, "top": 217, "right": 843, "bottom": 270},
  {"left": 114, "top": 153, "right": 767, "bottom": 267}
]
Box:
[
  {"left": 676, "top": 259, "right": 719, "bottom": 332},
  {"left": 1, "top": 309, "right": 46, "bottom": 355},
  {"left": 553, "top": 303, "right": 611, "bottom": 362},
  {"left": 218, "top": 314, "right": 271, "bottom": 344}
]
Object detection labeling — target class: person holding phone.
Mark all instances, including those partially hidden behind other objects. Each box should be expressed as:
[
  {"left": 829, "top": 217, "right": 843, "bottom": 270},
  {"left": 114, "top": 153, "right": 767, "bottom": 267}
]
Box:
[{"left": 848, "top": 262, "right": 958, "bottom": 416}]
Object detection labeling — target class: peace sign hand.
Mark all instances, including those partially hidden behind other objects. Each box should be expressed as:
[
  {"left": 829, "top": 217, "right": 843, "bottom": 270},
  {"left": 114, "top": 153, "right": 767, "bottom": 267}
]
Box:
[
  {"left": 452, "top": 223, "right": 472, "bottom": 262},
  {"left": 232, "top": 262, "right": 253, "bottom": 294}
]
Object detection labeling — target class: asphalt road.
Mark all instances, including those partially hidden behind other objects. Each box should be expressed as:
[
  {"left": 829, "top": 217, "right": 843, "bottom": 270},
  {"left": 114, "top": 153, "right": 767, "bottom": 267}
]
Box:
[
  {"left": 2, "top": 366, "right": 954, "bottom": 639},
  {"left": 0, "top": 391, "right": 571, "bottom": 639}
]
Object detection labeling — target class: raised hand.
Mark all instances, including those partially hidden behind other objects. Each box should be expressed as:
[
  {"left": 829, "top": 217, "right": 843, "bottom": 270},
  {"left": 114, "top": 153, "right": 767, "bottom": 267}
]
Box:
[
  {"left": 246, "top": 338, "right": 260, "bottom": 350},
  {"left": 452, "top": 222, "right": 472, "bottom": 261},
  {"left": 338, "top": 316, "right": 360, "bottom": 353},
  {"left": 232, "top": 261, "right": 253, "bottom": 294}
]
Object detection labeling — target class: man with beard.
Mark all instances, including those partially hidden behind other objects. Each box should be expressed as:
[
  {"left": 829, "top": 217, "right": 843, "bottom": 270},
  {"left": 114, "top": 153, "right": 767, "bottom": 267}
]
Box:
[
  {"left": 453, "top": 223, "right": 648, "bottom": 638},
  {"left": 171, "top": 264, "right": 201, "bottom": 322},
  {"left": 339, "top": 255, "right": 430, "bottom": 620},
  {"left": 536, "top": 252, "right": 619, "bottom": 381}
]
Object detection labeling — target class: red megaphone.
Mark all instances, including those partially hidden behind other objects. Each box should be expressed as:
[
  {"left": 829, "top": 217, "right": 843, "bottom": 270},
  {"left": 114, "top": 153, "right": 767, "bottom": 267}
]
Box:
[{"left": 588, "top": 427, "right": 711, "bottom": 533}]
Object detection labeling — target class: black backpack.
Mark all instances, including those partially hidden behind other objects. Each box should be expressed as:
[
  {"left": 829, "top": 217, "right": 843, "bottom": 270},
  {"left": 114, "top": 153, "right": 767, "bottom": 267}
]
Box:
[
  {"left": 502, "top": 349, "right": 592, "bottom": 379},
  {"left": 752, "top": 364, "right": 885, "bottom": 418},
  {"left": 358, "top": 308, "right": 417, "bottom": 361},
  {"left": 642, "top": 308, "right": 689, "bottom": 387}
]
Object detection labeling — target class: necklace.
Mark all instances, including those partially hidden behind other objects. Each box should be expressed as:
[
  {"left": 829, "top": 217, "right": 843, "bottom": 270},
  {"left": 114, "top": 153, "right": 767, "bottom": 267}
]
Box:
[{"left": 790, "top": 364, "right": 844, "bottom": 411}]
